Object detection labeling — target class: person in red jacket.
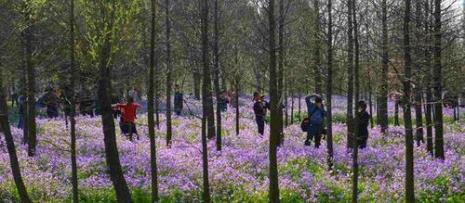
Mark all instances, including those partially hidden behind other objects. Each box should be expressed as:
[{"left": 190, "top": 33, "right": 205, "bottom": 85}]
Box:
[{"left": 113, "top": 96, "right": 139, "bottom": 141}]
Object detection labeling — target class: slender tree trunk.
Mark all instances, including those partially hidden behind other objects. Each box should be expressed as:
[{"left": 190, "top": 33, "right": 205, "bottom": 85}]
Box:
[
  {"left": 21, "top": 45, "right": 28, "bottom": 144},
  {"left": 68, "top": 0, "right": 79, "bottom": 201},
  {"left": 148, "top": 0, "right": 160, "bottom": 201},
  {"left": 277, "top": 0, "right": 285, "bottom": 145},
  {"left": 368, "top": 76, "right": 374, "bottom": 128},
  {"left": 24, "top": 9, "right": 37, "bottom": 156},
  {"left": 313, "top": 0, "right": 322, "bottom": 95},
  {"left": 347, "top": 0, "right": 355, "bottom": 149},
  {"left": 353, "top": 0, "right": 360, "bottom": 102},
  {"left": 0, "top": 69, "right": 32, "bottom": 203},
  {"left": 235, "top": 78, "right": 240, "bottom": 136},
  {"left": 213, "top": 0, "right": 222, "bottom": 151},
  {"left": 403, "top": 0, "right": 415, "bottom": 201},
  {"left": 351, "top": 113, "right": 360, "bottom": 203},
  {"left": 97, "top": 16, "right": 133, "bottom": 202},
  {"left": 200, "top": 0, "right": 211, "bottom": 201},
  {"left": 414, "top": 0, "right": 424, "bottom": 147},
  {"left": 165, "top": 0, "right": 173, "bottom": 147},
  {"left": 378, "top": 0, "right": 389, "bottom": 132},
  {"left": 326, "top": 0, "right": 334, "bottom": 170},
  {"left": 394, "top": 101, "right": 400, "bottom": 126},
  {"left": 433, "top": 0, "right": 444, "bottom": 159},
  {"left": 268, "top": 0, "right": 280, "bottom": 202}
]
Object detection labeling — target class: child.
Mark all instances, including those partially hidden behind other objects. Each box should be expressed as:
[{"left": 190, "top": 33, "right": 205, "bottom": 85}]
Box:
[{"left": 113, "top": 96, "right": 140, "bottom": 141}]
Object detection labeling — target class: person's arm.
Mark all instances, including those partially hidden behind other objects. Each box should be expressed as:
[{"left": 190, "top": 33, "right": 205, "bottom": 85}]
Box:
[{"left": 305, "top": 95, "right": 317, "bottom": 111}]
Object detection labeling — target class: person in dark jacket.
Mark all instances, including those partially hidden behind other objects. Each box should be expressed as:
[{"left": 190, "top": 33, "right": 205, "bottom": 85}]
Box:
[
  {"left": 218, "top": 91, "right": 229, "bottom": 112},
  {"left": 253, "top": 92, "right": 268, "bottom": 135},
  {"left": 357, "top": 100, "right": 370, "bottom": 149},
  {"left": 305, "top": 95, "right": 325, "bottom": 148},
  {"left": 174, "top": 85, "right": 183, "bottom": 116},
  {"left": 42, "top": 88, "right": 60, "bottom": 118},
  {"left": 17, "top": 95, "right": 26, "bottom": 129}
]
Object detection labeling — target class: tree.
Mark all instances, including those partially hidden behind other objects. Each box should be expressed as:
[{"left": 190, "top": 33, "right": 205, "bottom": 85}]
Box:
[
  {"left": 23, "top": 0, "right": 37, "bottom": 157},
  {"left": 68, "top": 0, "right": 78, "bottom": 201},
  {"left": 433, "top": 0, "right": 444, "bottom": 159},
  {"left": 325, "top": 0, "right": 334, "bottom": 170},
  {"left": 403, "top": 0, "right": 415, "bottom": 201},
  {"left": 165, "top": 0, "right": 173, "bottom": 147},
  {"left": 148, "top": 0, "right": 160, "bottom": 201},
  {"left": 378, "top": 0, "right": 389, "bottom": 133},
  {"left": 313, "top": 0, "right": 322, "bottom": 95},
  {"left": 213, "top": 0, "right": 222, "bottom": 151},
  {"left": 347, "top": 0, "right": 355, "bottom": 149},
  {"left": 90, "top": 1, "right": 134, "bottom": 201},
  {"left": 268, "top": 0, "right": 280, "bottom": 202},
  {"left": 200, "top": 0, "right": 211, "bottom": 201},
  {"left": 0, "top": 70, "right": 32, "bottom": 203},
  {"left": 277, "top": 0, "right": 285, "bottom": 145}
]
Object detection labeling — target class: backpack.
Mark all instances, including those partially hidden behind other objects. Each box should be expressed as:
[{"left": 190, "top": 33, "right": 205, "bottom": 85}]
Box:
[{"left": 301, "top": 117, "right": 309, "bottom": 132}]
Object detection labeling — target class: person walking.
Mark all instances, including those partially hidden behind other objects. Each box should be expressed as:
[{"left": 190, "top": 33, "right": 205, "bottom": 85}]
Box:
[
  {"left": 113, "top": 96, "right": 140, "bottom": 141},
  {"left": 253, "top": 92, "right": 269, "bottom": 135}
]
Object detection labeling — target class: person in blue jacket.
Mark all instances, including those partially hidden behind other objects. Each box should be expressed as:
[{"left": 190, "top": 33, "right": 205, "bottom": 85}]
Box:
[{"left": 305, "top": 94, "right": 325, "bottom": 148}]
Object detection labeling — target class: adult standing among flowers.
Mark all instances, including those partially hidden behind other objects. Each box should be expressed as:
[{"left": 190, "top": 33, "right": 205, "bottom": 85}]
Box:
[
  {"left": 253, "top": 92, "right": 269, "bottom": 135},
  {"left": 357, "top": 100, "right": 370, "bottom": 149},
  {"left": 305, "top": 94, "right": 325, "bottom": 148},
  {"left": 174, "top": 84, "right": 183, "bottom": 116}
]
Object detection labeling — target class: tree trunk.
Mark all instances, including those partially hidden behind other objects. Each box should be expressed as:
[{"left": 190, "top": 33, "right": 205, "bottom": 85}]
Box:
[
  {"left": 0, "top": 69, "right": 32, "bottom": 203},
  {"left": 353, "top": 0, "right": 360, "bottom": 102},
  {"left": 97, "top": 21, "right": 133, "bottom": 202},
  {"left": 165, "top": 0, "right": 173, "bottom": 147},
  {"left": 346, "top": 0, "right": 355, "bottom": 149},
  {"left": 268, "top": 0, "right": 280, "bottom": 202},
  {"left": 378, "top": 0, "right": 389, "bottom": 133},
  {"left": 414, "top": 0, "right": 424, "bottom": 147},
  {"left": 235, "top": 79, "right": 240, "bottom": 136},
  {"left": 68, "top": 0, "right": 79, "bottom": 201},
  {"left": 394, "top": 101, "right": 400, "bottom": 126},
  {"left": 24, "top": 12, "right": 37, "bottom": 156},
  {"left": 403, "top": 0, "right": 415, "bottom": 201},
  {"left": 277, "top": 0, "right": 285, "bottom": 145},
  {"left": 313, "top": 0, "right": 322, "bottom": 95},
  {"left": 325, "top": 0, "right": 334, "bottom": 171},
  {"left": 148, "top": 0, "right": 160, "bottom": 201},
  {"left": 433, "top": 0, "right": 444, "bottom": 159},
  {"left": 193, "top": 71, "right": 201, "bottom": 100},
  {"left": 213, "top": 0, "right": 222, "bottom": 151},
  {"left": 200, "top": 0, "right": 211, "bottom": 201}
]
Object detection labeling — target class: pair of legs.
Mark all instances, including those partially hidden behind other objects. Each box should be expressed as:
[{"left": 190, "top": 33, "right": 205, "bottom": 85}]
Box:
[
  {"left": 305, "top": 132, "right": 322, "bottom": 148},
  {"left": 120, "top": 122, "right": 139, "bottom": 141},
  {"left": 256, "top": 116, "right": 265, "bottom": 135}
]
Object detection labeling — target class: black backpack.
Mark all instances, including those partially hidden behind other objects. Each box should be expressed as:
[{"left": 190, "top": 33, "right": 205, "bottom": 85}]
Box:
[{"left": 301, "top": 117, "right": 309, "bottom": 132}]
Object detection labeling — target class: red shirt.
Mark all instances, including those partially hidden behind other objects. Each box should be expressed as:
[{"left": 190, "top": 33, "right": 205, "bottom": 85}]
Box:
[{"left": 116, "top": 103, "right": 139, "bottom": 123}]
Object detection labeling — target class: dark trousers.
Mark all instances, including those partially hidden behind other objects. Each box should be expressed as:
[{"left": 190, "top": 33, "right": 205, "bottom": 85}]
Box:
[
  {"left": 120, "top": 121, "right": 138, "bottom": 140},
  {"left": 17, "top": 114, "right": 25, "bottom": 129},
  {"left": 306, "top": 131, "right": 322, "bottom": 148},
  {"left": 358, "top": 138, "right": 367, "bottom": 149},
  {"left": 256, "top": 116, "right": 265, "bottom": 135}
]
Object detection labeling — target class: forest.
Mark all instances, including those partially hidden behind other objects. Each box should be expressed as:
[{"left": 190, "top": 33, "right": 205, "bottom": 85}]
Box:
[{"left": 0, "top": 0, "right": 464, "bottom": 202}]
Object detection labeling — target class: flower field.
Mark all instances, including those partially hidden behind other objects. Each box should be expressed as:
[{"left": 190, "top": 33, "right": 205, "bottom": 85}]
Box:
[{"left": 0, "top": 99, "right": 464, "bottom": 202}]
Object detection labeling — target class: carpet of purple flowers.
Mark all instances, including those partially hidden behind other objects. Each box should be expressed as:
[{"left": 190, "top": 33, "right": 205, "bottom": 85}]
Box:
[{"left": 0, "top": 98, "right": 464, "bottom": 202}]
